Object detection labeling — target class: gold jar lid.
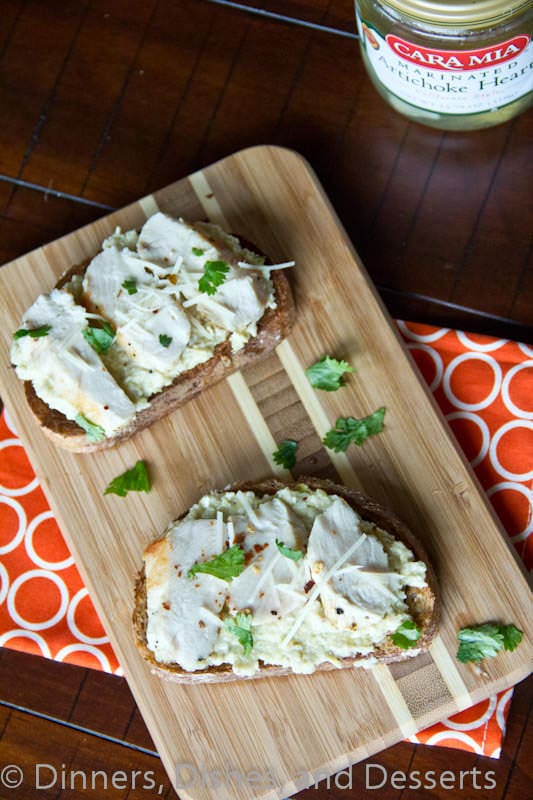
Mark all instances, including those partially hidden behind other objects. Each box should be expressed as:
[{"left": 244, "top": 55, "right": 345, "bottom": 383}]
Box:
[{"left": 381, "top": 0, "right": 531, "bottom": 27}]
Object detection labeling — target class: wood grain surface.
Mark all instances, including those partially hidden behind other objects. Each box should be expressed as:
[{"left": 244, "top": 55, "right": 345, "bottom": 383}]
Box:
[
  {"left": 0, "top": 1, "right": 532, "bottom": 798},
  {"left": 0, "top": 1, "right": 531, "bottom": 340},
  {"left": 0, "top": 146, "right": 530, "bottom": 800},
  {"left": 1, "top": 646, "right": 531, "bottom": 800}
]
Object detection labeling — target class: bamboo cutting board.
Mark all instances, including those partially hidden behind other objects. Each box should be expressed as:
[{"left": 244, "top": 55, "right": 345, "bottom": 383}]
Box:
[{"left": 0, "top": 146, "right": 531, "bottom": 800}]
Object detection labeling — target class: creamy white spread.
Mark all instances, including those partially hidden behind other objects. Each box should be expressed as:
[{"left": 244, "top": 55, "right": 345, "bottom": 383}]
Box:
[
  {"left": 144, "top": 486, "right": 428, "bottom": 675},
  {"left": 11, "top": 214, "right": 284, "bottom": 436}
]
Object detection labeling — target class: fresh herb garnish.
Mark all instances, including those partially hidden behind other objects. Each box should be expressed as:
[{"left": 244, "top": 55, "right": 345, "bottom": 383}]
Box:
[
  {"left": 457, "top": 623, "right": 523, "bottom": 663},
  {"left": 276, "top": 539, "right": 303, "bottom": 561},
  {"left": 82, "top": 321, "right": 116, "bottom": 354},
  {"left": 306, "top": 355, "right": 354, "bottom": 391},
  {"left": 192, "top": 247, "right": 205, "bottom": 256},
  {"left": 187, "top": 545, "right": 245, "bottom": 581},
  {"left": 104, "top": 460, "right": 151, "bottom": 497},
  {"left": 390, "top": 620, "right": 421, "bottom": 649},
  {"left": 13, "top": 324, "right": 51, "bottom": 340},
  {"left": 198, "top": 260, "right": 229, "bottom": 295},
  {"left": 223, "top": 611, "right": 253, "bottom": 655},
  {"left": 159, "top": 334, "right": 172, "bottom": 348},
  {"left": 323, "top": 407, "right": 386, "bottom": 452},
  {"left": 75, "top": 413, "right": 106, "bottom": 442},
  {"left": 502, "top": 624, "right": 523, "bottom": 652},
  {"left": 121, "top": 278, "right": 138, "bottom": 295},
  {"left": 273, "top": 439, "right": 298, "bottom": 470}
]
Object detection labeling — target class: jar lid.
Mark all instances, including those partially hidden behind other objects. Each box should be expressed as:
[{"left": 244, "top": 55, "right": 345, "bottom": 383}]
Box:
[{"left": 383, "top": 0, "right": 530, "bottom": 26}]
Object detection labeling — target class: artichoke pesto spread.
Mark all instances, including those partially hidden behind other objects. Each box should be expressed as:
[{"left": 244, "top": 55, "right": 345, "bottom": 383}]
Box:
[
  {"left": 11, "top": 214, "right": 286, "bottom": 438},
  {"left": 143, "top": 485, "right": 428, "bottom": 675}
]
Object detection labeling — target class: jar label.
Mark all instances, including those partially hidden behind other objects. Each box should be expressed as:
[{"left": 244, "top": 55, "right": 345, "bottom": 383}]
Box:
[{"left": 357, "top": 14, "right": 533, "bottom": 115}]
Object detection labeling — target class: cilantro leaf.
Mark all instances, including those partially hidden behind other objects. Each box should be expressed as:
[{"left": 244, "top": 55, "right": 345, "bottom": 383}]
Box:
[
  {"left": 82, "top": 321, "right": 116, "bottom": 354},
  {"left": 457, "top": 623, "right": 523, "bottom": 663},
  {"left": 276, "top": 539, "right": 303, "bottom": 561},
  {"left": 75, "top": 413, "right": 106, "bottom": 442},
  {"left": 192, "top": 247, "right": 205, "bottom": 256},
  {"left": 13, "top": 324, "right": 51, "bottom": 339},
  {"left": 223, "top": 611, "right": 253, "bottom": 656},
  {"left": 198, "top": 260, "right": 229, "bottom": 295},
  {"left": 121, "top": 278, "right": 138, "bottom": 295},
  {"left": 390, "top": 620, "right": 421, "bottom": 649},
  {"left": 273, "top": 439, "right": 297, "bottom": 470},
  {"left": 502, "top": 624, "right": 523, "bottom": 652},
  {"left": 187, "top": 544, "right": 245, "bottom": 581},
  {"left": 323, "top": 407, "right": 386, "bottom": 452},
  {"left": 159, "top": 334, "right": 172, "bottom": 348},
  {"left": 457, "top": 624, "right": 503, "bottom": 662},
  {"left": 104, "top": 460, "right": 151, "bottom": 497},
  {"left": 306, "top": 355, "right": 354, "bottom": 391}
]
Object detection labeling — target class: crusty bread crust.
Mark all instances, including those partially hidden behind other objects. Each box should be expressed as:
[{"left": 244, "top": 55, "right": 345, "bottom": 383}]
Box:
[
  {"left": 22, "top": 237, "right": 295, "bottom": 452},
  {"left": 133, "top": 477, "right": 439, "bottom": 684}
]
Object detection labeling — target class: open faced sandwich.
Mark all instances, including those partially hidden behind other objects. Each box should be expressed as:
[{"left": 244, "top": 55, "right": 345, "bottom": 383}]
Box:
[
  {"left": 10, "top": 213, "right": 294, "bottom": 451},
  {"left": 134, "top": 478, "right": 439, "bottom": 683}
]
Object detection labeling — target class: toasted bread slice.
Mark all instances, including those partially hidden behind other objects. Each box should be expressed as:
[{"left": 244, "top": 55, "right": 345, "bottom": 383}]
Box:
[
  {"left": 18, "top": 224, "right": 294, "bottom": 452},
  {"left": 133, "top": 477, "right": 439, "bottom": 684}
]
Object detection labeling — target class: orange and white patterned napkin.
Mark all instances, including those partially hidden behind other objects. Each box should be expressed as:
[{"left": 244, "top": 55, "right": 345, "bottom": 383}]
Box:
[{"left": 0, "top": 322, "right": 531, "bottom": 756}]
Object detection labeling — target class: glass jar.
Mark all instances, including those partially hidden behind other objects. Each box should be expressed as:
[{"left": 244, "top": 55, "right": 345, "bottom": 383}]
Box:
[{"left": 355, "top": 0, "right": 533, "bottom": 130}]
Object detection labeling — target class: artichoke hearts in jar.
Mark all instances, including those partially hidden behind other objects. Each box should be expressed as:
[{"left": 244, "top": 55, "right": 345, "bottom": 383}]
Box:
[{"left": 355, "top": 0, "right": 533, "bottom": 130}]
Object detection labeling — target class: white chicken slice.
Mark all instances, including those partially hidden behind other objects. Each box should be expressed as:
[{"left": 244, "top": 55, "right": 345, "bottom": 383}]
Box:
[
  {"left": 138, "top": 214, "right": 272, "bottom": 333},
  {"left": 180, "top": 275, "right": 271, "bottom": 333},
  {"left": 168, "top": 516, "right": 231, "bottom": 575},
  {"left": 83, "top": 246, "right": 191, "bottom": 373},
  {"left": 10, "top": 289, "right": 136, "bottom": 435},
  {"left": 319, "top": 571, "right": 406, "bottom": 628},
  {"left": 209, "top": 275, "right": 272, "bottom": 329},
  {"left": 228, "top": 498, "right": 308, "bottom": 622},
  {"left": 144, "top": 536, "right": 228, "bottom": 671},
  {"left": 83, "top": 245, "right": 152, "bottom": 306},
  {"left": 307, "top": 497, "right": 406, "bottom": 624},
  {"left": 137, "top": 213, "right": 219, "bottom": 270}
]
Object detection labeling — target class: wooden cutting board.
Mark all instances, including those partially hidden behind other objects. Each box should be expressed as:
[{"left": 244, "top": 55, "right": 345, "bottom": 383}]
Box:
[{"left": 0, "top": 146, "right": 531, "bottom": 800}]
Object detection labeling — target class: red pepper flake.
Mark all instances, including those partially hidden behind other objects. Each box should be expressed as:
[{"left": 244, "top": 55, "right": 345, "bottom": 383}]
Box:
[{"left": 304, "top": 580, "right": 315, "bottom": 594}]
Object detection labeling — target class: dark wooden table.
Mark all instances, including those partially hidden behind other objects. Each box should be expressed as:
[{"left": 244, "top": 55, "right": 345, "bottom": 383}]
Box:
[{"left": 0, "top": 1, "right": 531, "bottom": 798}]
